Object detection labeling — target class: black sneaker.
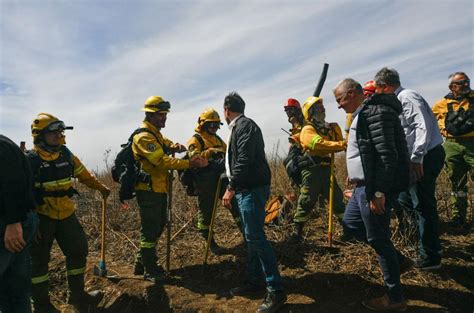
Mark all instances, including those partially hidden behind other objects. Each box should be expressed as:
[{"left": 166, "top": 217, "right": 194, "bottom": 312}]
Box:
[
  {"left": 256, "top": 291, "right": 287, "bottom": 313},
  {"left": 413, "top": 258, "right": 441, "bottom": 271},
  {"left": 230, "top": 283, "right": 266, "bottom": 297}
]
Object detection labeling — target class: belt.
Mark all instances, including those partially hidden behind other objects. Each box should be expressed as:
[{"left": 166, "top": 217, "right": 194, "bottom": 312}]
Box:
[
  {"left": 446, "top": 136, "right": 474, "bottom": 143},
  {"left": 349, "top": 180, "right": 365, "bottom": 187}
]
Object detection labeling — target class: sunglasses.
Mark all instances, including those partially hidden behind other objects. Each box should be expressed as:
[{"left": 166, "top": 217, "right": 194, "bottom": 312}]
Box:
[
  {"left": 46, "top": 121, "right": 73, "bottom": 132},
  {"left": 207, "top": 122, "right": 221, "bottom": 128},
  {"left": 451, "top": 79, "right": 470, "bottom": 86}
]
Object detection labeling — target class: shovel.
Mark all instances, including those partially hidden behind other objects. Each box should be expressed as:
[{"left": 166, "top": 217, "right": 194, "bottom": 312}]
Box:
[{"left": 94, "top": 197, "right": 111, "bottom": 277}]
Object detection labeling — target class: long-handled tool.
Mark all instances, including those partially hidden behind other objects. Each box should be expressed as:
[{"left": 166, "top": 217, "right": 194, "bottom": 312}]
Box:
[
  {"left": 313, "top": 63, "right": 329, "bottom": 97},
  {"left": 94, "top": 197, "right": 108, "bottom": 277},
  {"left": 327, "top": 153, "right": 335, "bottom": 247},
  {"left": 165, "top": 170, "right": 174, "bottom": 272},
  {"left": 203, "top": 174, "right": 223, "bottom": 265}
]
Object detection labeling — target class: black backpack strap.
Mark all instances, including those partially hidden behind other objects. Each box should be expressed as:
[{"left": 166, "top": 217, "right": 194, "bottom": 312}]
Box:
[
  {"left": 215, "top": 135, "right": 225, "bottom": 148},
  {"left": 25, "top": 149, "right": 41, "bottom": 175},
  {"left": 193, "top": 133, "right": 206, "bottom": 150},
  {"left": 130, "top": 127, "right": 160, "bottom": 143},
  {"left": 60, "top": 146, "right": 75, "bottom": 178},
  {"left": 447, "top": 101, "right": 454, "bottom": 113}
]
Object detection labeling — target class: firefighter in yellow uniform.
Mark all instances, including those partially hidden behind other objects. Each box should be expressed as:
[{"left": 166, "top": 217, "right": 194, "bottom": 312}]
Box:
[
  {"left": 27, "top": 113, "right": 110, "bottom": 313},
  {"left": 186, "top": 108, "right": 242, "bottom": 253},
  {"left": 132, "top": 96, "right": 207, "bottom": 283},
  {"left": 282, "top": 98, "right": 306, "bottom": 186},
  {"left": 432, "top": 72, "right": 474, "bottom": 227},
  {"left": 292, "top": 97, "right": 347, "bottom": 241}
]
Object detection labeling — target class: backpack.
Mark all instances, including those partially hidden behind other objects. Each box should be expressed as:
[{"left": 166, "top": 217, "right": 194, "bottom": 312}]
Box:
[
  {"left": 111, "top": 128, "right": 160, "bottom": 203},
  {"left": 445, "top": 97, "right": 474, "bottom": 136}
]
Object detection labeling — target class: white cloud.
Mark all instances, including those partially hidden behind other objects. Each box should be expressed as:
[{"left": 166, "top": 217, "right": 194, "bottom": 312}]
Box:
[{"left": 1, "top": 0, "right": 472, "bottom": 169}]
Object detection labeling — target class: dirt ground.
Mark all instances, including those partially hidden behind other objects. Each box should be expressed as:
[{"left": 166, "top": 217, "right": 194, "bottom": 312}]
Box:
[{"left": 46, "top": 181, "right": 473, "bottom": 313}]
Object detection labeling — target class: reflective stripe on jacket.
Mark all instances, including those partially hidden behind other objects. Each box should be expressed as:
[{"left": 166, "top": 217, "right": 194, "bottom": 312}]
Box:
[
  {"left": 132, "top": 120, "right": 190, "bottom": 193},
  {"left": 29, "top": 146, "right": 108, "bottom": 220},
  {"left": 300, "top": 122, "right": 346, "bottom": 157}
]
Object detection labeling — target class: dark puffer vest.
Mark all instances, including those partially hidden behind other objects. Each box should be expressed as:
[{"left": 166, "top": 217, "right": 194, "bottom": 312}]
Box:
[{"left": 356, "top": 93, "right": 410, "bottom": 201}]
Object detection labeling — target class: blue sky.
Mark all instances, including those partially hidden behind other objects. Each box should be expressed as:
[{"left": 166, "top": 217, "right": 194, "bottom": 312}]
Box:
[{"left": 1, "top": 0, "right": 473, "bottom": 169}]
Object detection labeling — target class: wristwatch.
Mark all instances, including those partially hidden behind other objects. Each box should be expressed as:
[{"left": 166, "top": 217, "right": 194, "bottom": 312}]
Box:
[{"left": 374, "top": 191, "right": 385, "bottom": 198}]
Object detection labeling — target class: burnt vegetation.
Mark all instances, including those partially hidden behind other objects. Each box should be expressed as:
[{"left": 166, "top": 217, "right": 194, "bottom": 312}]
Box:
[{"left": 48, "top": 150, "right": 473, "bottom": 313}]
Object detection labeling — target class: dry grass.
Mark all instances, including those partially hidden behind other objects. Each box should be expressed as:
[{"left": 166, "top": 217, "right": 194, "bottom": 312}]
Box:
[{"left": 45, "top": 150, "right": 474, "bottom": 312}]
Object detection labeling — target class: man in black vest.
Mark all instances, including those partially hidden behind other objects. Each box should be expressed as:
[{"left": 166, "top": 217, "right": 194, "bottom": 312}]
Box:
[{"left": 334, "top": 79, "right": 410, "bottom": 311}]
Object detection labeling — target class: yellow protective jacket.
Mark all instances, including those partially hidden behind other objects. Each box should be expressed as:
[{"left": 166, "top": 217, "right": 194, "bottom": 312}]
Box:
[
  {"left": 300, "top": 122, "right": 346, "bottom": 156},
  {"left": 30, "top": 146, "right": 108, "bottom": 220},
  {"left": 186, "top": 131, "right": 226, "bottom": 159},
  {"left": 288, "top": 124, "right": 303, "bottom": 149},
  {"left": 432, "top": 91, "right": 474, "bottom": 138},
  {"left": 132, "top": 120, "right": 190, "bottom": 193}
]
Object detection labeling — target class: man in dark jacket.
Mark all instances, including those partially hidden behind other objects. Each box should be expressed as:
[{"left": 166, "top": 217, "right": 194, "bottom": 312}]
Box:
[
  {"left": 0, "top": 135, "right": 39, "bottom": 313},
  {"left": 333, "top": 79, "right": 410, "bottom": 311},
  {"left": 222, "top": 92, "right": 286, "bottom": 313}
]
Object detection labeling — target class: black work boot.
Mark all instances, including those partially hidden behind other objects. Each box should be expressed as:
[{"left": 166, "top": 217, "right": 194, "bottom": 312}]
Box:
[
  {"left": 256, "top": 290, "right": 287, "bottom": 313},
  {"left": 288, "top": 222, "right": 304, "bottom": 243},
  {"left": 209, "top": 238, "right": 224, "bottom": 255},
  {"left": 67, "top": 274, "right": 103, "bottom": 312},
  {"left": 200, "top": 230, "right": 223, "bottom": 255},
  {"left": 32, "top": 281, "right": 60, "bottom": 313},
  {"left": 143, "top": 264, "right": 166, "bottom": 284},
  {"left": 133, "top": 259, "right": 144, "bottom": 275}
]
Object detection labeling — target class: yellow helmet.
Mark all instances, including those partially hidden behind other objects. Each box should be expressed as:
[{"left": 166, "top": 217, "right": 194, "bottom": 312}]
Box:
[
  {"left": 195, "top": 108, "right": 223, "bottom": 132},
  {"left": 142, "top": 96, "right": 171, "bottom": 113},
  {"left": 31, "top": 113, "right": 72, "bottom": 138},
  {"left": 302, "top": 96, "right": 323, "bottom": 121}
]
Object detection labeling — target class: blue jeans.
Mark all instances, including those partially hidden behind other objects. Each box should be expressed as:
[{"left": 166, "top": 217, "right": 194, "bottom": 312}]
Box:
[
  {"left": 235, "top": 186, "right": 283, "bottom": 292},
  {"left": 342, "top": 187, "right": 403, "bottom": 303},
  {"left": 398, "top": 144, "right": 445, "bottom": 262},
  {"left": 0, "top": 212, "right": 39, "bottom": 313}
]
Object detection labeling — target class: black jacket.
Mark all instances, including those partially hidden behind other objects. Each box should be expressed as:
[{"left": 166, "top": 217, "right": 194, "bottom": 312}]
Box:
[
  {"left": 227, "top": 115, "right": 271, "bottom": 191},
  {"left": 0, "top": 135, "right": 36, "bottom": 224},
  {"left": 356, "top": 94, "right": 410, "bottom": 201}
]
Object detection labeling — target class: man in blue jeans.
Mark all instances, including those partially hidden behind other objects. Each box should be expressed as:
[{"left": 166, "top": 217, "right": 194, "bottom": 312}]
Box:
[
  {"left": 334, "top": 79, "right": 410, "bottom": 311},
  {"left": 0, "top": 135, "right": 39, "bottom": 313},
  {"left": 222, "top": 92, "right": 286, "bottom": 313}
]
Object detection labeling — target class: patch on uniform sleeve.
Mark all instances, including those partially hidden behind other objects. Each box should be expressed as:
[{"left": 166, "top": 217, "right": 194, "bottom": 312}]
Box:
[{"left": 147, "top": 143, "right": 157, "bottom": 151}]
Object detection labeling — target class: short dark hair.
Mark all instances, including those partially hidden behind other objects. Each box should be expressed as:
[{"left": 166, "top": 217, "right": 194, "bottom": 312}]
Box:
[
  {"left": 224, "top": 92, "right": 245, "bottom": 113},
  {"left": 374, "top": 67, "right": 401, "bottom": 87}
]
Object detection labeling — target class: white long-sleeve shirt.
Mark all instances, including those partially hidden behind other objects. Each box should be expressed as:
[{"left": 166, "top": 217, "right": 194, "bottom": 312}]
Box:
[{"left": 395, "top": 87, "right": 443, "bottom": 163}]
